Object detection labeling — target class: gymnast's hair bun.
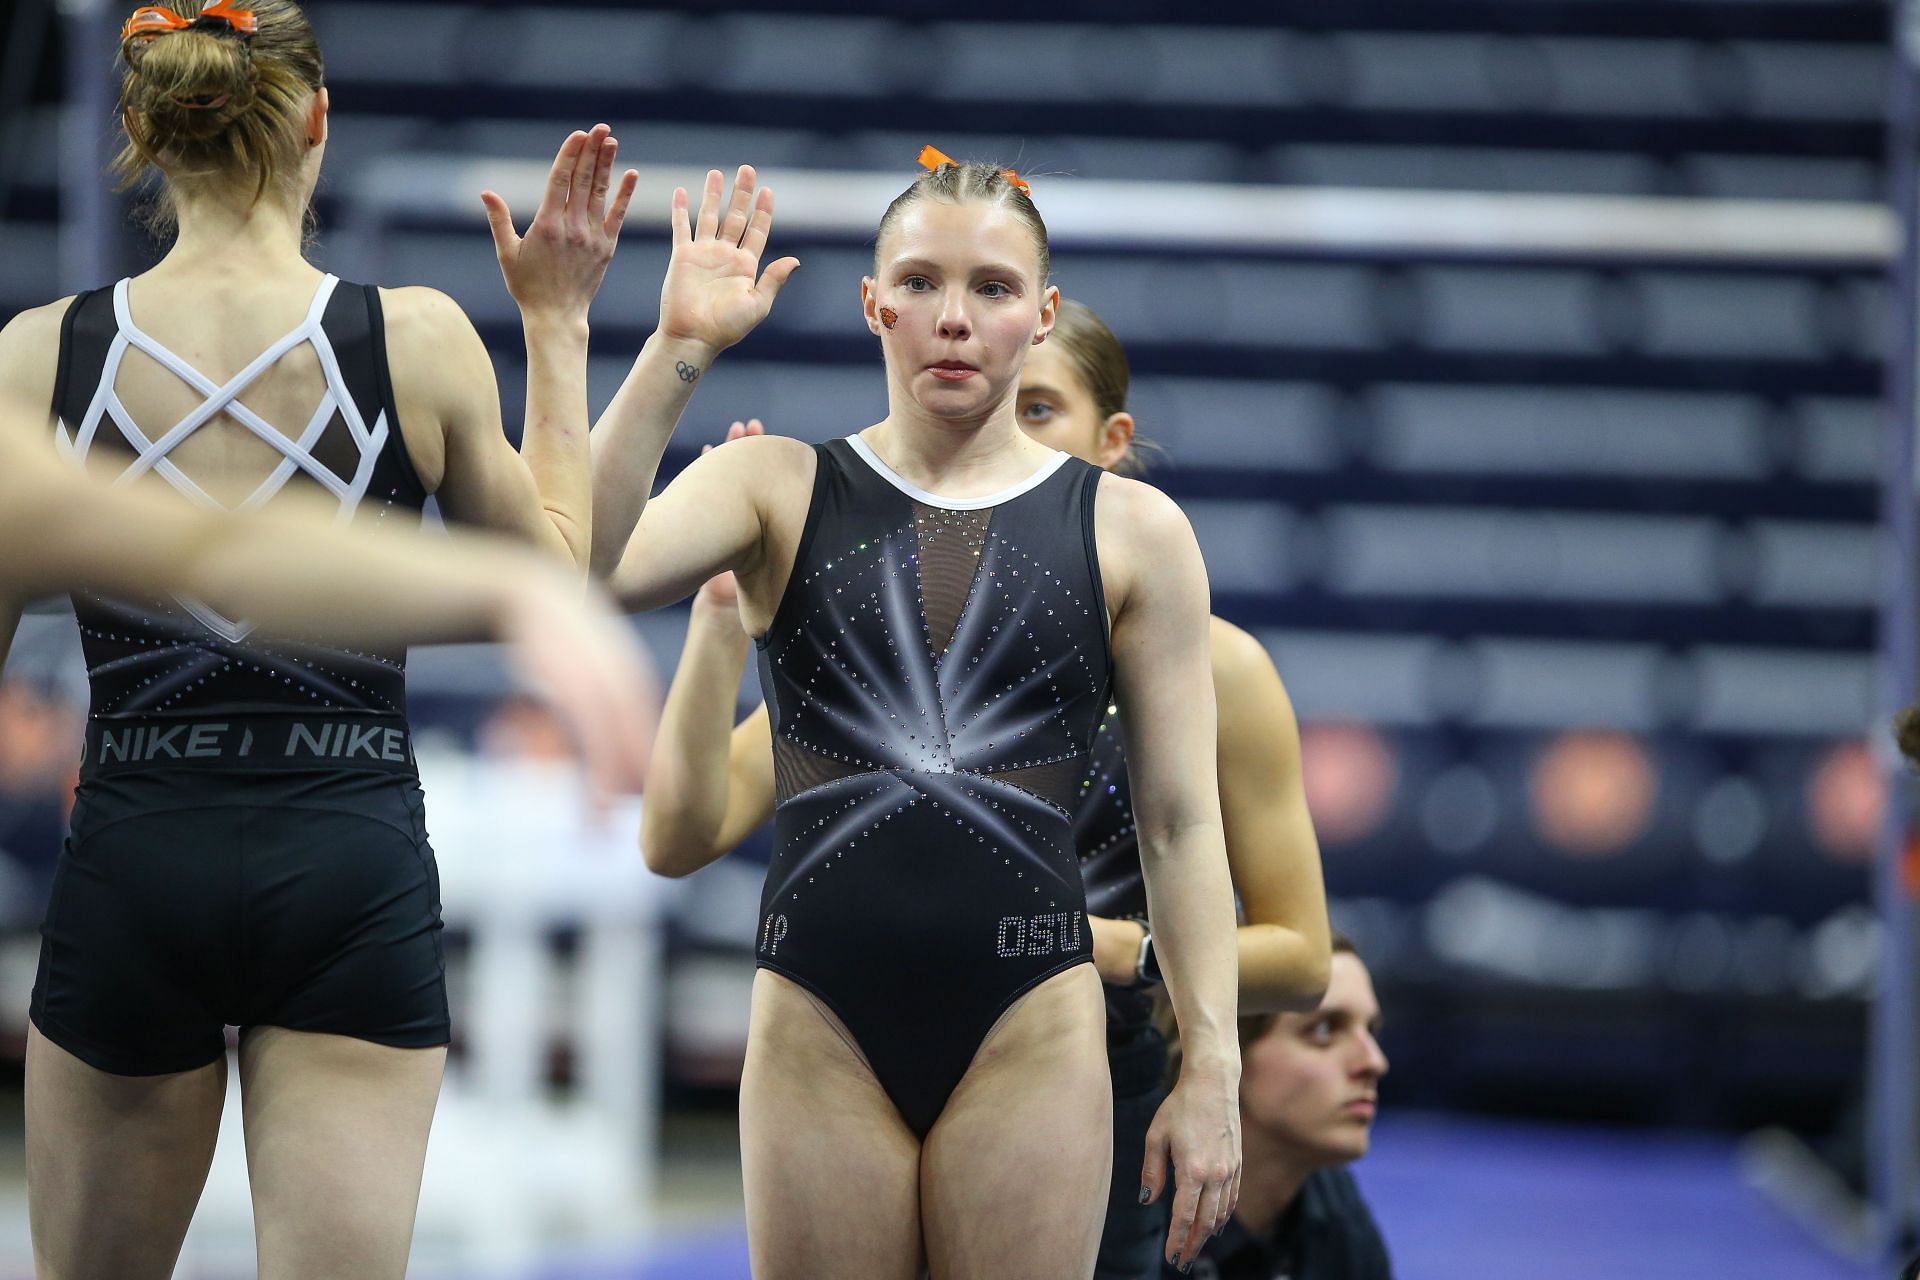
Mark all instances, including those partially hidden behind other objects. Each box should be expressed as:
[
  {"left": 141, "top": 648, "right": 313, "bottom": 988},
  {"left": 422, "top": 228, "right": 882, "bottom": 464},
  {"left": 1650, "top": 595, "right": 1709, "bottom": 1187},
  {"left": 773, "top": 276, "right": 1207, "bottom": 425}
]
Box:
[{"left": 114, "top": 1, "right": 324, "bottom": 215}]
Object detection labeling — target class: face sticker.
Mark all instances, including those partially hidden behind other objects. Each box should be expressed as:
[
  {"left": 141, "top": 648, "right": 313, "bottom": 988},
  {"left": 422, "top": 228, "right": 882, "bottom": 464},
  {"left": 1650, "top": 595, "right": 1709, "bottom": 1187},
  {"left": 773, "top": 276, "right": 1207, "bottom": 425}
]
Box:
[{"left": 879, "top": 306, "right": 898, "bottom": 331}]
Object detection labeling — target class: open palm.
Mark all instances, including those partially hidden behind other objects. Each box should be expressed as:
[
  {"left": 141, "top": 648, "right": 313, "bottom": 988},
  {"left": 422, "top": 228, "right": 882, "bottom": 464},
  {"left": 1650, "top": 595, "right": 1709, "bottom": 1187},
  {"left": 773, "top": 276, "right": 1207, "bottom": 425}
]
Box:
[
  {"left": 482, "top": 124, "right": 638, "bottom": 321},
  {"left": 658, "top": 166, "right": 800, "bottom": 354}
]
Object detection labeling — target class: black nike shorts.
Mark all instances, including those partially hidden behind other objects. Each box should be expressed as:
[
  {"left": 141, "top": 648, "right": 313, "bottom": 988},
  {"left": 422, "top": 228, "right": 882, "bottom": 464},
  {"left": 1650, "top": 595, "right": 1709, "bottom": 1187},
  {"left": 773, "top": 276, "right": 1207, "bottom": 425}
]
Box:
[{"left": 30, "top": 715, "right": 449, "bottom": 1075}]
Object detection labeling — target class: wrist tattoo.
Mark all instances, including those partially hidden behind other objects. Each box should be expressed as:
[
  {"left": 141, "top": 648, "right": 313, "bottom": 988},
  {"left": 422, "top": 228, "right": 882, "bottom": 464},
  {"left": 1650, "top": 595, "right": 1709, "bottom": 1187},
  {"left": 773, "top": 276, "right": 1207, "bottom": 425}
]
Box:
[{"left": 675, "top": 360, "right": 702, "bottom": 384}]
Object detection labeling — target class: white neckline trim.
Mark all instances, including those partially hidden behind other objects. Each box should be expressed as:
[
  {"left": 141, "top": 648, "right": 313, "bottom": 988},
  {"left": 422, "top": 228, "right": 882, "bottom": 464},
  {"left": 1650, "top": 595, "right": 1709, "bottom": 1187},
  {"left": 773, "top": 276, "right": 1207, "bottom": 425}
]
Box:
[{"left": 845, "top": 435, "right": 1071, "bottom": 510}]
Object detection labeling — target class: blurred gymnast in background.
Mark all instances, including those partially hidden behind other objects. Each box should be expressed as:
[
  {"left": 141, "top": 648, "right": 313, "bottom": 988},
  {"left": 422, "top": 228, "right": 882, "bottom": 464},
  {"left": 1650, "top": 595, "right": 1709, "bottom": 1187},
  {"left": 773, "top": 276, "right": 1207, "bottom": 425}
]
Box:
[
  {"left": 642, "top": 299, "right": 1332, "bottom": 1277},
  {"left": 594, "top": 154, "right": 1244, "bottom": 1277}
]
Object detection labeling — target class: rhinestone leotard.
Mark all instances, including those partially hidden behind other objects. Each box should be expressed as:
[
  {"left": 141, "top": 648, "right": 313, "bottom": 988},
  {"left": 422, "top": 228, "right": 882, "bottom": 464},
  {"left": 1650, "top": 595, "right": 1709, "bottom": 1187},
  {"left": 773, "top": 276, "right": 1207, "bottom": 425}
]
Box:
[{"left": 754, "top": 436, "right": 1112, "bottom": 1137}]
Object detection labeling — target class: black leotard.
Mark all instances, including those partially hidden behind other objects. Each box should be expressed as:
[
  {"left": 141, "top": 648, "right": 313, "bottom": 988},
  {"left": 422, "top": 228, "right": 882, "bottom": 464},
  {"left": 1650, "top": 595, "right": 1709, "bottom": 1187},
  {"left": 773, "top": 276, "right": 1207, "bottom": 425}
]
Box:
[
  {"left": 754, "top": 436, "right": 1112, "bottom": 1137},
  {"left": 30, "top": 276, "right": 445, "bottom": 1075}
]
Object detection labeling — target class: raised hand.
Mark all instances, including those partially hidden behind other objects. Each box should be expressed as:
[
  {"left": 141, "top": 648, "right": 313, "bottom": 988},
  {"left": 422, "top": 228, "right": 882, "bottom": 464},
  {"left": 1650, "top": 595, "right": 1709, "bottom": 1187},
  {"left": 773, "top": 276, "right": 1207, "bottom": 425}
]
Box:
[
  {"left": 482, "top": 124, "right": 640, "bottom": 323},
  {"left": 689, "top": 418, "right": 767, "bottom": 629},
  {"left": 658, "top": 167, "right": 800, "bottom": 356}
]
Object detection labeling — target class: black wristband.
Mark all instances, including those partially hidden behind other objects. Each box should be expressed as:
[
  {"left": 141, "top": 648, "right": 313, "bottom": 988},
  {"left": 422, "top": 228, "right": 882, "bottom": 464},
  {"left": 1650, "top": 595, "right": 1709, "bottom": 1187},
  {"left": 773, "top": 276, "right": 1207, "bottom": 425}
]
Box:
[{"left": 1131, "top": 918, "right": 1162, "bottom": 988}]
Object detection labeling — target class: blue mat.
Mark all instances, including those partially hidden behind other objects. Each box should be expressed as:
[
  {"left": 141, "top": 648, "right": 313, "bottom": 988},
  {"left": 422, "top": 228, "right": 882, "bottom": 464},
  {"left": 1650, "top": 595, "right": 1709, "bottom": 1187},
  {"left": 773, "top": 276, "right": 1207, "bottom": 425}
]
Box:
[{"left": 528, "top": 1112, "right": 1873, "bottom": 1280}]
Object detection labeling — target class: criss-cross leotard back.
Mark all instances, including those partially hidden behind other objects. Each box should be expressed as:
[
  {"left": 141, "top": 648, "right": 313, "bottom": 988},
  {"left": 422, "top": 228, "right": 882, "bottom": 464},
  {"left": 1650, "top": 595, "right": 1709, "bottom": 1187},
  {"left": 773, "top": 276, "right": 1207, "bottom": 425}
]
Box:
[{"left": 50, "top": 276, "right": 428, "bottom": 718}]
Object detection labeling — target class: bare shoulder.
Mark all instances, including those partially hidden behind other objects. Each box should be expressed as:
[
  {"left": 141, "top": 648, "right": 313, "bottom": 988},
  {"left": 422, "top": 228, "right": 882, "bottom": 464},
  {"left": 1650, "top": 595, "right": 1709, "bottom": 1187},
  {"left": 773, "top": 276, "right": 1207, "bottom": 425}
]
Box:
[
  {"left": 1094, "top": 471, "right": 1191, "bottom": 537},
  {"left": 377, "top": 285, "right": 481, "bottom": 354},
  {"left": 375, "top": 287, "right": 492, "bottom": 468},
  {"left": 1208, "top": 617, "right": 1276, "bottom": 679},
  {"left": 1208, "top": 615, "right": 1294, "bottom": 713},
  {"left": 703, "top": 431, "right": 816, "bottom": 477},
  {"left": 0, "top": 296, "right": 76, "bottom": 346},
  {"left": 1093, "top": 472, "right": 1202, "bottom": 608},
  {"left": 0, "top": 296, "right": 79, "bottom": 430},
  {"left": 697, "top": 432, "right": 818, "bottom": 517}
]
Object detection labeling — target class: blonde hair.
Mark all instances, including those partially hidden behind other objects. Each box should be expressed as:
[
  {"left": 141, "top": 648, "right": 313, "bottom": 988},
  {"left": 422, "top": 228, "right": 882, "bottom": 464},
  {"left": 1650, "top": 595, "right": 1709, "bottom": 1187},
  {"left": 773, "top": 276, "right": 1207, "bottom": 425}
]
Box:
[
  {"left": 874, "top": 157, "right": 1051, "bottom": 285},
  {"left": 114, "top": 0, "right": 323, "bottom": 224}
]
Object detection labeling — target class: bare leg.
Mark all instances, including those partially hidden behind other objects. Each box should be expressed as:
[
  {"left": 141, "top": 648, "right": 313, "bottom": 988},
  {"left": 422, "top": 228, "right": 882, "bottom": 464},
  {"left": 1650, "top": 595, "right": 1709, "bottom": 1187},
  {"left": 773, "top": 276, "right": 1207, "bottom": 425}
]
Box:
[
  {"left": 238, "top": 1026, "right": 445, "bottom": 1280},
  {"left": 921, "top": 965, "right": 1111, "bottom": 1280},
  {"left": 25, "top": 1023, "right": 226, "bottom": 1280},
  {"left": 740, "top": 970, "right": 924, "bottom": 1280}
]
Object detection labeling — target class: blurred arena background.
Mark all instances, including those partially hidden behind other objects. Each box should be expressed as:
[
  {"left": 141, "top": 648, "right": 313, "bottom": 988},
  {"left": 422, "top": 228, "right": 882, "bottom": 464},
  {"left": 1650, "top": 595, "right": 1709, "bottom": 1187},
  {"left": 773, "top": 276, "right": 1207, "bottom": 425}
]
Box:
[{"left": 0, "top": 0, "right": 1908, "bottom": 1276}]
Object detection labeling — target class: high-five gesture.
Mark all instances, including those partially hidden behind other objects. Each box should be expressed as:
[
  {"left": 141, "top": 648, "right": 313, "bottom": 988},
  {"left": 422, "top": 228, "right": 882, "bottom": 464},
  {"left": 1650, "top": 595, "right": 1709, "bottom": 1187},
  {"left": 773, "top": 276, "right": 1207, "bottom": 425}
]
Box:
[
  {"left": 587, "top": 171, "right": 795, "bottom": 575},
  {"left": 659, "top": 166, "right": 801, "bottom": 356},
  {"left": 482, "top": 124, "right": 640, "bottom": 322}
]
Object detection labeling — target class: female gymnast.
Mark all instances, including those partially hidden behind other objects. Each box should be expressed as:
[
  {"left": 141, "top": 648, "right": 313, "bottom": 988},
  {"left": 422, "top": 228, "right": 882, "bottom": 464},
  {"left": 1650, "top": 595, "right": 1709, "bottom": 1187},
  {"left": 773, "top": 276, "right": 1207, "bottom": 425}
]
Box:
[
  {"left": 595, "top": 155, "right": 1244, "bottom": 1277},
  {"left": 642, "top": 299, "right": 1331, "bottom": 1277},
  {"left": 0, "top": 1, "right": 792, "bottom": 1273}
]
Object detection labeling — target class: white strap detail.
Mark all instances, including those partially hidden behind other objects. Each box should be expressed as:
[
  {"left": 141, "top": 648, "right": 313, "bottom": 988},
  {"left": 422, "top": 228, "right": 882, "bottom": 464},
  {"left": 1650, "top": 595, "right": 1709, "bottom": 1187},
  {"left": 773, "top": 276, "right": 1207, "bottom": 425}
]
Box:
[
  {"left": 844, "top": 434, "right": 1071, "bottom": 511},
  {"left": 72, "top": 274, "right": 389, "bottom": 640}
]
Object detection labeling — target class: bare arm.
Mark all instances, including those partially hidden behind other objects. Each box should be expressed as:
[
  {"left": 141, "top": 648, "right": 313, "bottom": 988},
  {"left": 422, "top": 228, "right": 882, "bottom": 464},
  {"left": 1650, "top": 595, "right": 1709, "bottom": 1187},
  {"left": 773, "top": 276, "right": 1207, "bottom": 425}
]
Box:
[
  {"left": 3, "top": 430, "right": 532, "bottom": 646},
  {"left": 1211, "top": 618, "right": 1332, "bottom": 1014},
  {"left": 640, "top": 578, "right": 777, "bottom": 875},
  {"left": 589, "top": 167, "right": 799, "bottom": 575},
  {"left": 387, "top": 290, "right": 583, "bottom": 563},
  {"left": 389, "top": 128, "right": 639, "bottom": 567},
  {"left": 0, "top": 429, "right": 653, "bottom": 797},
  {"left": 609, "top": 432, "right": 814, "bottom": 613},
  {"left": 1102, "top": 479, "right": 1241, "bottom": 1268},
  {"left": 0, "top": 294, "right": 69, "bottom": 672},
  {"left": 1086, "top": 622, "right": 1331, "bottom": 1013}
]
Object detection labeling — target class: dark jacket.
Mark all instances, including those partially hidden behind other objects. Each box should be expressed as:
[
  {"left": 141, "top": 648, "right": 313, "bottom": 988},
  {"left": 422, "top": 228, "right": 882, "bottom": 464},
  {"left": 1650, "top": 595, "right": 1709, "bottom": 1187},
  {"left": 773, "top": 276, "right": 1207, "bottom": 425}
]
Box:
[{"left": 1166, "top": 1166, "right": 1391, "bottom": 1280}]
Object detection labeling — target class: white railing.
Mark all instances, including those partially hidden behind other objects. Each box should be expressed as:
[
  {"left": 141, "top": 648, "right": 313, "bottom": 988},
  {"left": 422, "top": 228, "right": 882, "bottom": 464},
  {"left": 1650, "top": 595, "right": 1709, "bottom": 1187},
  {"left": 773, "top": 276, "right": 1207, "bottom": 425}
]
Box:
[{"left": 180, "top": 752, "right": 666, "bottom": 1278}]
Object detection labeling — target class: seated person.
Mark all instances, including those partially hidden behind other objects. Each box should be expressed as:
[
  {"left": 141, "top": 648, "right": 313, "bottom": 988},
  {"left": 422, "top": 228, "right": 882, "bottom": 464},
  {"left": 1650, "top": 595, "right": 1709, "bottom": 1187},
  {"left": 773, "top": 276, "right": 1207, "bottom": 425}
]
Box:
[{"left": 1168, "top": 933, "right": 1391, "bottom": 1279}]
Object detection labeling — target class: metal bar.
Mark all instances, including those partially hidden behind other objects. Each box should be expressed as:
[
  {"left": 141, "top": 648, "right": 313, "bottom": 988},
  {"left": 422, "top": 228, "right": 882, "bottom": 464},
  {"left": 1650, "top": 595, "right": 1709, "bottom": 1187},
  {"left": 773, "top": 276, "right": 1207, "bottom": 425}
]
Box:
[{"left": 352, "top": 157, "right": 1895, "bottom": 265}]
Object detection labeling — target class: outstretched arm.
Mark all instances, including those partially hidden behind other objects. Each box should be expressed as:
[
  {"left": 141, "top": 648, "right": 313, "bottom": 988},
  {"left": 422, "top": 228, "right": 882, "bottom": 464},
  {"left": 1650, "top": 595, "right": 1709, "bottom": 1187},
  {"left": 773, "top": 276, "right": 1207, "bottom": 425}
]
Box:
[
  {"left": 1213, "top": 619, "right": 1332, "bottom": 1014},
  {"left": 388, "top": 127, "right": 636, "bottom": 568},
  {"left": 481, "top": 124, "right": 639, "bottom": 566},
  {"left": 608, "top": 429, "right": 814, "bottom": 613},
  {"left": 0, "top": 429, "right": 653, "bottom": 798},
  {"left": 590, "top": 166, "right": 799, "bottom": 575},
  {"left": 1103, "top": 481, "right": 1241, "bottom": 1271}
]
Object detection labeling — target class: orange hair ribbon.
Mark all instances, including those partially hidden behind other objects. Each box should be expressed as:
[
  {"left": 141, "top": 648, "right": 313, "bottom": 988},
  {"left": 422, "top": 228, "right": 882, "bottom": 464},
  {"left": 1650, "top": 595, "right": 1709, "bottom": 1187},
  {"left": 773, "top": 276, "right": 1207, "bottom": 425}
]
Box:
[
  {"left": 122, "top": 1, "right": 257, "bottom": 42},
  {"left": 917, "top": 144, "right": 1031, "bottom": 197}
]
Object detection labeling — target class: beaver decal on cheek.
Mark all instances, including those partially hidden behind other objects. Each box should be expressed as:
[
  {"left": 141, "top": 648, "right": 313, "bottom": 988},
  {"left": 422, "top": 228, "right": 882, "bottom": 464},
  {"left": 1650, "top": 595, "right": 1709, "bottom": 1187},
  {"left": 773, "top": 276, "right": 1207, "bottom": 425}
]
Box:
[{"left": 879, "top": 306, "right": 898, "bottom": 330}]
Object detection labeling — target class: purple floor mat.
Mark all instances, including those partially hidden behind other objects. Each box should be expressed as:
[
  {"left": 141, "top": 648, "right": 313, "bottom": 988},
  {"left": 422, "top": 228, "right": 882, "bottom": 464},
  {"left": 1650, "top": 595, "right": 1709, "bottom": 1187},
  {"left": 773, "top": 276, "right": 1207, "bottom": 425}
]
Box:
[{"left": 529, "top": 1112, "right": 1876, "bottom": 1280}]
